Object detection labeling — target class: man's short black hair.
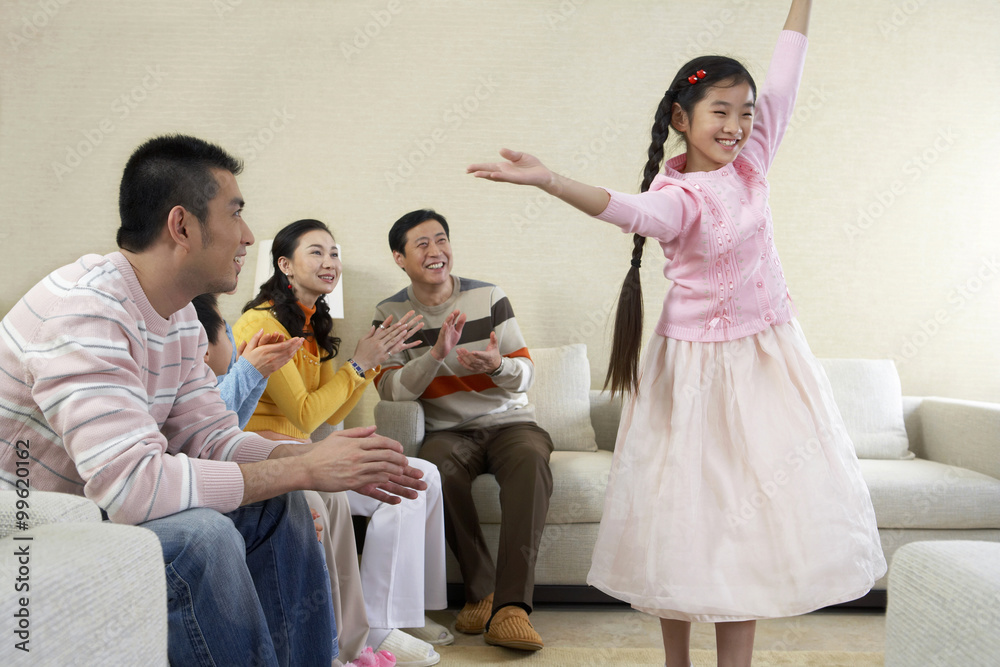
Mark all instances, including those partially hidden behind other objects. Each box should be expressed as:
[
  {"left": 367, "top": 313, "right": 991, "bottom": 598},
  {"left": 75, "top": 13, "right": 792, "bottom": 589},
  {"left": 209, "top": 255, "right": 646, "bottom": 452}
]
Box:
[
  {"left": 191, "top": 293, "right": 224, "bottom": 346},
  {"left": 388, "top": 209, "right": 450, "bottom": 255},
  {"left": 117, "top": 135, "right": 243, "bottom": 252}
]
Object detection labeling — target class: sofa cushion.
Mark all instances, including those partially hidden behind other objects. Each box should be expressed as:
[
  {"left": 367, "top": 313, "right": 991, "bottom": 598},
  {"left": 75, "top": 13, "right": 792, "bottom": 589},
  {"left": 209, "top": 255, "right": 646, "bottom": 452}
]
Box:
[
  {"left": 820, "top": 358, "right": 912, "bottom": 459},
  {"left": 859, "top": 458, "right": 1000, "bottom": 529},
  {"left": 470, "top": 450, "right": 612, "bottom": 524},
  {"left": 527, "top": 344, "right": 598, "bottom": 452}
]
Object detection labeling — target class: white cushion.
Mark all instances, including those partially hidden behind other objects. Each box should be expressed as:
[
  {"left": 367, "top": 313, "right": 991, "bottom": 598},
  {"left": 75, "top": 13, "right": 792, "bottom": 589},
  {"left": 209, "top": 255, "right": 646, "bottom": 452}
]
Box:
[
  {"left": 527, "top": 344, "right": 598, "bottom": 452},
  {"left": 859, "top": 459, "right": 1000, "bottom": 529},
  {"left": 821, "top": 358, "right": 912, "bottom": 459}
]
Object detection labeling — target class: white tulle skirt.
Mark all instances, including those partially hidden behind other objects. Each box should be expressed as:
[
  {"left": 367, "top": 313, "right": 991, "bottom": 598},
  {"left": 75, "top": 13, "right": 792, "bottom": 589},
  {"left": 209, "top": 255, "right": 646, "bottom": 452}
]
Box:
[{"left": 587, "top": 319, "right": 886, "bottom": 622}]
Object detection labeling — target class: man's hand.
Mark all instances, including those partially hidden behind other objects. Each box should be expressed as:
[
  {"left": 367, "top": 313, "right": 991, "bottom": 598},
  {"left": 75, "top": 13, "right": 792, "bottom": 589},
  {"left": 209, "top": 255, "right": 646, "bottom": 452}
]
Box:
[
  {"left": 239, "top": 329, "right": 303, "bottom": 378},
  {"left": 456, "top": 331, "right": 503, "bottom": 374},
  {"left": 301, "top": 426, "right": 427, "bottom": 503},
  {"left": 430, "top": 310, "right": 466, "bottom": 361},
  {"left": 242, "top": 425, "right": 426, "bottom": 506}
]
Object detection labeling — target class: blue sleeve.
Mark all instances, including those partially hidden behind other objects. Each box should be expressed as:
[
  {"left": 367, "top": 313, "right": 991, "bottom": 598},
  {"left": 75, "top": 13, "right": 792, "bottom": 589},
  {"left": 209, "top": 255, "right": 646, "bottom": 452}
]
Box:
[{"left": 216, "top": 357, "right": 267, "bottom": 430}]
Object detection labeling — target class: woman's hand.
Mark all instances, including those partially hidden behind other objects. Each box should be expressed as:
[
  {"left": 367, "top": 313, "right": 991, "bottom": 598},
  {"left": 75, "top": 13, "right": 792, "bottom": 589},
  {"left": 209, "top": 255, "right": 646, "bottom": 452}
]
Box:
[{"left": 351, "top": 311, "right": 425, "bottom": 371}]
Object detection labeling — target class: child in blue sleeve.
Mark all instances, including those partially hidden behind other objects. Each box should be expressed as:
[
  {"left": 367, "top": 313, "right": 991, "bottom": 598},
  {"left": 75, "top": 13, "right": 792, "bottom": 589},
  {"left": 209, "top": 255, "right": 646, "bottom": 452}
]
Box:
[{"left": 192, "top": 293, "right": 302, "bottom": 428}]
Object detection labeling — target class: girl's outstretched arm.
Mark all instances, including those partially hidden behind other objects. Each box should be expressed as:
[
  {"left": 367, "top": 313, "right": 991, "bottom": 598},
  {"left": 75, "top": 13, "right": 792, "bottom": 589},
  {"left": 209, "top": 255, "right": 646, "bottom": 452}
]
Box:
[
  {"left": 467, "top": 148, "right": 611, "bottom": 217},
  {"left": 784, "top": 0, "right": 812, "bottom": 36}
]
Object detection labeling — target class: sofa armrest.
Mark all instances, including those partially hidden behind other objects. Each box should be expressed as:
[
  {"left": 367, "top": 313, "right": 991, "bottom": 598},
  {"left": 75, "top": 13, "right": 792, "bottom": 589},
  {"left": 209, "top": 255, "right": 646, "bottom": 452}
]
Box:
[
  {"left": 919, "top": 397, "right": 1000, "bottom": 480},
  {"left": 0, "top": 490, "right": 102, "bottom": 539},
  {"left": 589, "top": 390, "right": 623, "bottom": 452},
  {"left": 0, "top": 522, "right": 167, "bottom": 665},
  {"left": 374, "top": 400, "right": 426, "bottom": 458}
]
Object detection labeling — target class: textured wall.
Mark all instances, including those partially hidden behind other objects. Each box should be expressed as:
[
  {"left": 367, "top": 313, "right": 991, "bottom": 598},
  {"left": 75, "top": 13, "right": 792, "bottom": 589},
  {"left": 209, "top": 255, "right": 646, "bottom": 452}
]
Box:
[{"left": 2, "top": 0, "right": 998, "bottom": 428}]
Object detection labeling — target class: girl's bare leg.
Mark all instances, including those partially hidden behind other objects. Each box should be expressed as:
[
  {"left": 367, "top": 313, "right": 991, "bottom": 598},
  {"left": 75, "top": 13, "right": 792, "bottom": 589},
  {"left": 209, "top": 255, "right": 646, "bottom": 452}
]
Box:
[
  {"left": 715, "top": 620, "right": 756, "bottom": 667},
  {"left": 660, "top": 618, "right": 692, "bottom": 667}
]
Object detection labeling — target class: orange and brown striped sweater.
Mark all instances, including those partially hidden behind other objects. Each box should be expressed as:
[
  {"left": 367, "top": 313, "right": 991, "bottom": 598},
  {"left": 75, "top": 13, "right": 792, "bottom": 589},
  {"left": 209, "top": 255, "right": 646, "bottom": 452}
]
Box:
[{"left": 373, "top": 276, "right": 537, "bottom": 432}]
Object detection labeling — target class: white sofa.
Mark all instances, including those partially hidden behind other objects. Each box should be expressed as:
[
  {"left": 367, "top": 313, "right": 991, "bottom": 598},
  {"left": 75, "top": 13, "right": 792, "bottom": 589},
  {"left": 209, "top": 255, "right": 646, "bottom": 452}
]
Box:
[
  {"left": 374, "top": 345, "right": 1000, "bottom": 600},
  {"left": 0, "top": 490, "right": 168, "bottom": 666}
]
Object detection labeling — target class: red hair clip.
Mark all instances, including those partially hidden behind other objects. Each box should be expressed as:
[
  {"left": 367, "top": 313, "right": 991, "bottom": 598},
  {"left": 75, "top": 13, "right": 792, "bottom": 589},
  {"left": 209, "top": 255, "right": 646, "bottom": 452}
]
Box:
[{"left": 687, "top": 70, "right": 707, "bottom": 85}]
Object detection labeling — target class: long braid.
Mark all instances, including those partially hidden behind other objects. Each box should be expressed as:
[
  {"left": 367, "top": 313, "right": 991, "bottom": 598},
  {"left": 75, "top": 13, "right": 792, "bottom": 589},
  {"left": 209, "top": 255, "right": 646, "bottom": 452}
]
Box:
[{"left": 605, "top": 91, "right": 675, "bottom": 397}]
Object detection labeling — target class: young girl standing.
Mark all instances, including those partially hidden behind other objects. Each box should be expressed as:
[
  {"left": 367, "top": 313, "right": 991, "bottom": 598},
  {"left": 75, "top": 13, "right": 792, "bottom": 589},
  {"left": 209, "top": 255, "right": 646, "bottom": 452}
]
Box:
[{"left": 468, "top": 2, "right": 885, "bottom": 665}]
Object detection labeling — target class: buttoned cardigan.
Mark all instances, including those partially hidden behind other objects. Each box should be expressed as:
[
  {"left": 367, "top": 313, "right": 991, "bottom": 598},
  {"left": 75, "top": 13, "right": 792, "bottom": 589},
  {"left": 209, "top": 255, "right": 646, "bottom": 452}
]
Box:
[{"left": 595, "top": 30, "right": 808, "bottom": 342}]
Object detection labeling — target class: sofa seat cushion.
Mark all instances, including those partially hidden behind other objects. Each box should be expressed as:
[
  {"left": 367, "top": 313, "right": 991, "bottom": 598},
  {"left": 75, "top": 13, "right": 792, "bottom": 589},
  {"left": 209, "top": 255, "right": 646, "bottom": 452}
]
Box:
[
  {"left": 859, "top": 458, "right": 1000, "bottom": 529},
  {"left": 470, "top": 450, "right": 612, "bottom": 524}
]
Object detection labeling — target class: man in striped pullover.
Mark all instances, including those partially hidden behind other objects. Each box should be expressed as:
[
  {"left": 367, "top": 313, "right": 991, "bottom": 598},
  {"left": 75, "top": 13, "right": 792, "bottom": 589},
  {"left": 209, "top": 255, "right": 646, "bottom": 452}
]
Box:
[
  {"left": 0, "top": 135, "right": 425, "bottom": 665},
  {"left": 374, "top": 209, "right": 553, "bottom": 652}
]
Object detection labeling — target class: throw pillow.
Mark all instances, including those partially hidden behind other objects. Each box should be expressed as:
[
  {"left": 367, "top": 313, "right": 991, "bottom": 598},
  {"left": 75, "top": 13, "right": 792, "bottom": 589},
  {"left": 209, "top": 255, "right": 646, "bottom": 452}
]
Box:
[
  {"left": 820, "top": 358, "right": 913, "bottom": 459},
  {"left": 526, "top": 344, "right": 599, "bottom": 452}
]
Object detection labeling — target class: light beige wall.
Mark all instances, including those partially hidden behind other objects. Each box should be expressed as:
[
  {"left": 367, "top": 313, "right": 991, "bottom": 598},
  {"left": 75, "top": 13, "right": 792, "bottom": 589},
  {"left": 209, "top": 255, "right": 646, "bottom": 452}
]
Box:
[{"left": 2, "top": 0, "right": 998, "bottom": 428}]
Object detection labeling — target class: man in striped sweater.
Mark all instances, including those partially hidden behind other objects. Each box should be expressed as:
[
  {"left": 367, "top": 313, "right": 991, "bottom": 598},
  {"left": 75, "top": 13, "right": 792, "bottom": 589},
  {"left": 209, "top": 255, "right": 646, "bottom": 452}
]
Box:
[
  {"left": 374, "top": 209, "right": 553, "bottom": 652},
  {"left": 0, "top": 135, "right": 425, "bottom": 665}
]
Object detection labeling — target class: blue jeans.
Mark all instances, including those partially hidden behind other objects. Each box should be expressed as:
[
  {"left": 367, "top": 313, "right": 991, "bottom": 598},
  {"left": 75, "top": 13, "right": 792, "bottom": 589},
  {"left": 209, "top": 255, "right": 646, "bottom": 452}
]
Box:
[{"left": 142, "top": 492, "right": 336, "bottom": 666}]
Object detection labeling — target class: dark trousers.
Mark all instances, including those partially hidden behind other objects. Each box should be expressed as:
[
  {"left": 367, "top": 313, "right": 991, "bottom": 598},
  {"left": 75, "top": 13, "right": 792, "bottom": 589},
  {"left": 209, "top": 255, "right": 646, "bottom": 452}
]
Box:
[{"left": 419, "top": 421, "right": 553, "bottom": 613}]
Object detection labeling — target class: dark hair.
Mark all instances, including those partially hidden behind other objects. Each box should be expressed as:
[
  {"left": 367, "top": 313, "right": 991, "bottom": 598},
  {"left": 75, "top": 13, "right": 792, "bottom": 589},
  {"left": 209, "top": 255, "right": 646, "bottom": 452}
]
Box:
[
  {"left": 191, "top": 293, "right": 224, "bottom": 345},
  {"left": 117, "top": 135, "right": 243, "bottom": 252},
  {"left": 388, "top": 209, "right": 450, "bottom": 255},
  {"left": 243, "top": 219, "right": 340, "bottom": 361},
  {"left": 605, "top": 56, "right": 757, "bottom": 397}
]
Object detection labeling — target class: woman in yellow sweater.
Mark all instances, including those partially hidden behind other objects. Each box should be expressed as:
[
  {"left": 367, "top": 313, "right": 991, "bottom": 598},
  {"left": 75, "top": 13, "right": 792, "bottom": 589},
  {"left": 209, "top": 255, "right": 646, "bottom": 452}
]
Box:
[{"left": 234, "top": 219, "right": 448, "bottom": 667}]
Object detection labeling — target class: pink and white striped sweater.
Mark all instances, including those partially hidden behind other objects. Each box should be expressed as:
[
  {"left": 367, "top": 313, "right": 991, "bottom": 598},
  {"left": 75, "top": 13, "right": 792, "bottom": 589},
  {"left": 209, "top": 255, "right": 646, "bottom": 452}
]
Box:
[{"left": 0, "top": 252, "right": 277, "bottom": 524}]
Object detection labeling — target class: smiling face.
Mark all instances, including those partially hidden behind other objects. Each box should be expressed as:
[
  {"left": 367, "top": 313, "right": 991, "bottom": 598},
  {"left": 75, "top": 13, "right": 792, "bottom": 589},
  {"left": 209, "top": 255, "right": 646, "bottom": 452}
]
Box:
[
  {"left": 672, "top": 80, "right": 755, "bottom": 173},
  {"left": 278, "top": 229, "right": 341, "bottom": 307},
  {"left": 392, "top": 219, "right": 452, "bottom": 289},
  {"left": 193, "top": 168, "right": 253, "bottom": 294}
]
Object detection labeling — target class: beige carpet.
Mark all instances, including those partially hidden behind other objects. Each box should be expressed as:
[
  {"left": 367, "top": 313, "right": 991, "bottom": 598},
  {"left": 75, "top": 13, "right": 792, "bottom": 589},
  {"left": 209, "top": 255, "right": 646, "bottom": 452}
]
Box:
[{"left": 435, "top": 646, "right": 883, "bottom": 666}]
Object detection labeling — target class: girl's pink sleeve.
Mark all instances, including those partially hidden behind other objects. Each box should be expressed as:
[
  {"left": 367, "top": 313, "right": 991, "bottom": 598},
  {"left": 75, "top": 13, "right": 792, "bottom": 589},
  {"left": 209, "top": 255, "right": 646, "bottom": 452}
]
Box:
[
  {"left": 594, "top": 184, "right": 702, "bottom": 244},
  {"left": 743, "top": 30, "right": 809, "bottom": 174}
]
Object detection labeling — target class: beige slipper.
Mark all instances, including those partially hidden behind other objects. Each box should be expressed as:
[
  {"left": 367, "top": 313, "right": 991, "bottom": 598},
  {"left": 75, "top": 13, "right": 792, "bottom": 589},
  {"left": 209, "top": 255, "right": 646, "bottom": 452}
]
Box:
[
  {"left": 454, "top": 592, "right": 493, "bottom": 634},
  {"left": 483, "top": 605, "right": 544, "bottom": 652}
]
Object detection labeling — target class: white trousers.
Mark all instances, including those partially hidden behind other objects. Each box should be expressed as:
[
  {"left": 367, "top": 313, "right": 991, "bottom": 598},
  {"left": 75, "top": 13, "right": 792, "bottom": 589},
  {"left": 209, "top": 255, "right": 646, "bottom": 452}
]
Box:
[{"left": 348, "top": 457, "right": 448, "bottom": 629}]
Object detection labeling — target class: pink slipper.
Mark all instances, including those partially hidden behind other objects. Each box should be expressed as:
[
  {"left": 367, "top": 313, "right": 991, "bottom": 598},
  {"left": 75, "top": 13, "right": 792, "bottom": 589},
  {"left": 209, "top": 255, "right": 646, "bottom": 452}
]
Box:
[{"left": 344, "top": 646, "right": 396, "bottom": 667}]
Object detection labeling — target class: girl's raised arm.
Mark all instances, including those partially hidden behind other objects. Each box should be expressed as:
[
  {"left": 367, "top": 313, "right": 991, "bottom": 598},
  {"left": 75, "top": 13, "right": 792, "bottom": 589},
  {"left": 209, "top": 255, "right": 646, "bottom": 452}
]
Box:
[
  {"left": 467, "top": 148, "right": 611, "bottom": 217},
  {"left": 784, "top": 0, "right": 812, "bottom": 36}
]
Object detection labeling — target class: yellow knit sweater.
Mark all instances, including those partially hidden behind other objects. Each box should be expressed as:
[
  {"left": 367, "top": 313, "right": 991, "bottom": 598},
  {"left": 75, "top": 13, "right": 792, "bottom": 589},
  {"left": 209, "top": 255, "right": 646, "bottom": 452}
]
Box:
[{"left": 232, "top": 306, "right": 377, "bottom": 440}]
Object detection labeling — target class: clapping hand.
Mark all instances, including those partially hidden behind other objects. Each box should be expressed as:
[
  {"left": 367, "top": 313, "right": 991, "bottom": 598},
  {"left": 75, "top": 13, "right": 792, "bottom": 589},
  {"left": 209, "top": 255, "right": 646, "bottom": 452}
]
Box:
[
  {"left": 456, "top": 331, "right": 502, "bottom": 374},
  {"left": 352, "top": 311, "right": 425, "bottom": 371},
  {"left": 239, "top": 329, "right": 303, "bottom": 377},
  {"left": 430, "top": 310, "right": 467, "bottom": 361}
]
